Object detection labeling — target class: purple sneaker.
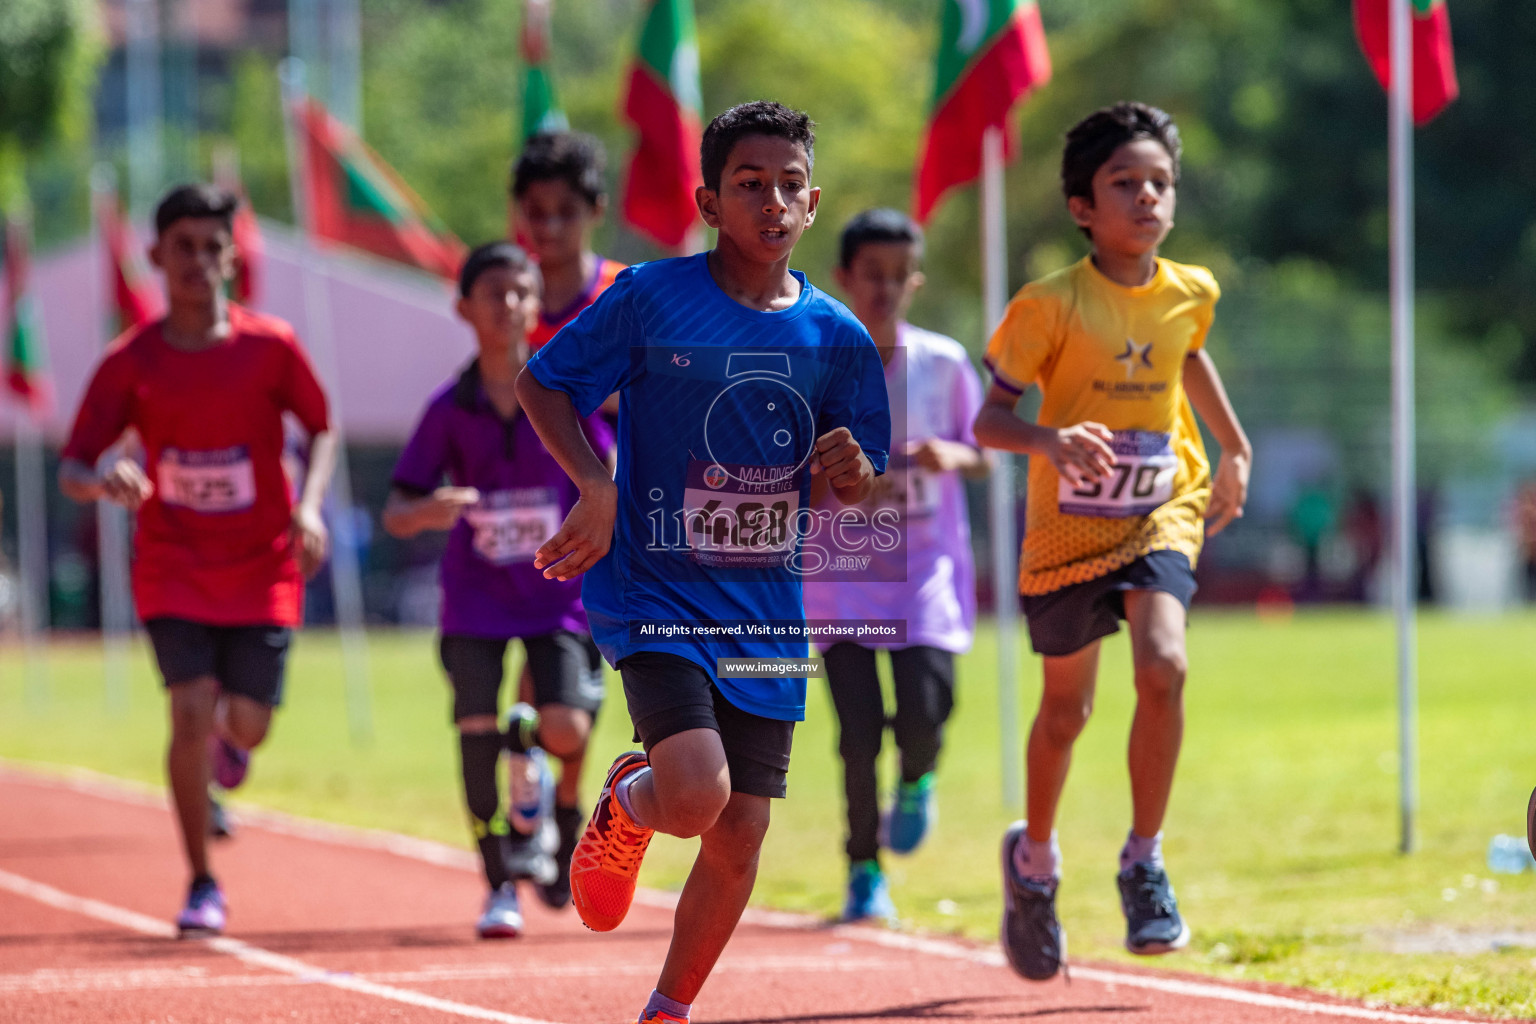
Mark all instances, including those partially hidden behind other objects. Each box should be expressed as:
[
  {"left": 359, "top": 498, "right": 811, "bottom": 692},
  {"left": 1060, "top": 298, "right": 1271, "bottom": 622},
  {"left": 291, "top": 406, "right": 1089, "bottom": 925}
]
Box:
[
  {"left": 176, "top": 878, "right": 226, "bottom": 937},
  {"left": 211, "top": 735, "right": 250, "bottom": 791}
]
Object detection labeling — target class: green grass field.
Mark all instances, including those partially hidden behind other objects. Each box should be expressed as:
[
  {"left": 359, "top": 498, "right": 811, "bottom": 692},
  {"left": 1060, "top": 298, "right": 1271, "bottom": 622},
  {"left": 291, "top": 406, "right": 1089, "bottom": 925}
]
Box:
[{"left": 4, "top": 610, "right": 1535, "bottom": 1018}]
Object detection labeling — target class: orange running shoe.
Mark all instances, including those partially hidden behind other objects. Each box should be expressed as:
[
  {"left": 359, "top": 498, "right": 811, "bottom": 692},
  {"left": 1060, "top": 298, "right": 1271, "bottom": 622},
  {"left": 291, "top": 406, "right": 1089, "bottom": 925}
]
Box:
[
  {"left": 638, "top": 1009, "right": 688, "bottom": 1024},
  {"left": 571, "top": 751, "right": 654, "bottom": 931}
]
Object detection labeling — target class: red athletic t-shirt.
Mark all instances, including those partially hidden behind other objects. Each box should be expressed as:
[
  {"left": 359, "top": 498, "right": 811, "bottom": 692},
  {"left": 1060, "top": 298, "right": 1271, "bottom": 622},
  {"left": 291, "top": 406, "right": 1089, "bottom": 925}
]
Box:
[
  {"left": 528, "top": 255, "right": 625, "bottom": 351},
  {"left": 62, "top": 305, "right": 331, "bottom": 627}
]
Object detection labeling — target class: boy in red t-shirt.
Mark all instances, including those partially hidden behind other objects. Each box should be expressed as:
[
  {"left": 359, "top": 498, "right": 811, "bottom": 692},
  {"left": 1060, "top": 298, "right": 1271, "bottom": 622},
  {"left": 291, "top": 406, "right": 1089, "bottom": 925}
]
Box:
[{"left": 59, "top": 184, "right": 335, "bottom": 937}]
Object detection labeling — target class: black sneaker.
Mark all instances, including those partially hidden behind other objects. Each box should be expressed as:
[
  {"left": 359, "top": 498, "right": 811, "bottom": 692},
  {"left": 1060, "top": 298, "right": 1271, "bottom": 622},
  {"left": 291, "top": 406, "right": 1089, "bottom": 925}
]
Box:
[
  {"left": 535, "top": 805, "right": 584, "bottom": 910},
  {"left": 1116, "top": 862, "right": 1190, "bottom": 954},
  {"left": 999, "top": 821, "right": 1065, "bottom": 981}
]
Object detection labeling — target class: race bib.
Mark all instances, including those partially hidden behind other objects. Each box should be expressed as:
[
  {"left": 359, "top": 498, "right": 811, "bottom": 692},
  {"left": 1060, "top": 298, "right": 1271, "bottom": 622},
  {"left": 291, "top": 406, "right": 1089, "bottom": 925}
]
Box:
[
  {"left": 874, "top": 461, "right": 941, "bottom": 521},
  {"left": 157, "top": 446, "right": 257, "bottom": 514},
  {"left": 1058, "top": 430, "right": 1176, "bottom": 518},
  {"left": 465, "top": 489, "right": 562, "bottom": 565},
  {"left": 683, "top": 459, "right": 801, "bottom": 568}
]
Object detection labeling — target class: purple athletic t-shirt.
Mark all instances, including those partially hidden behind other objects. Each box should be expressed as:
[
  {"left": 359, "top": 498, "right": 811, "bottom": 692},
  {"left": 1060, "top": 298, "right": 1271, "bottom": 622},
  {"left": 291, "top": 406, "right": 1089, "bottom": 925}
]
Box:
[
  {"left": 801, "top": 324, "right": 982, "bottom": 652},
  {"left": 392, "top": 361, "right": 614, "bottom": 639}
]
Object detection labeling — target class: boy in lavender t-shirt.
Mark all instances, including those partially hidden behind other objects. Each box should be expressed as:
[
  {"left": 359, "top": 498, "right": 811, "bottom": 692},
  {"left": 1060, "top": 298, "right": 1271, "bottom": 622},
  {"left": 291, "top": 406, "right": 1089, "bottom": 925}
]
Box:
[
  {"left": 802, "top": 210, "right": 989, "bottom": 923},
  {"left": 383, "top": 243, "right": 614, "bottom": 939}
]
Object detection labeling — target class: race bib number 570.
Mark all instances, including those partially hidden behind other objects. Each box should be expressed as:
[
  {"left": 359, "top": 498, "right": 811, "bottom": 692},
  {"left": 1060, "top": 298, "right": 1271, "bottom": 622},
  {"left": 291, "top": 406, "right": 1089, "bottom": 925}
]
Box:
[
  {"left": 1057, "top": 430, "right": 1176, "bottom": 519},
  {"left": 158, "top": 446, "right": 257, "bottom": 514}
]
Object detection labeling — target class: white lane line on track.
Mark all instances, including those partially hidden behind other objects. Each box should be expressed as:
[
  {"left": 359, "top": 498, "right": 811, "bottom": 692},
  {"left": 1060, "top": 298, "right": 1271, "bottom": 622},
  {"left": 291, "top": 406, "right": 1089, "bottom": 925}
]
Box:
[
  {"left": 0, "top": 868, "right": 565, "bottom": 1024},
  {"left": 801, "top": 925, "right": 1485, "bottom": 1024},
  {"left": 0, "top": 762, "right": 1496, "bottom": 1024},
  {"left": 0, "top": 957, "right": 906, "bottom": 995}
]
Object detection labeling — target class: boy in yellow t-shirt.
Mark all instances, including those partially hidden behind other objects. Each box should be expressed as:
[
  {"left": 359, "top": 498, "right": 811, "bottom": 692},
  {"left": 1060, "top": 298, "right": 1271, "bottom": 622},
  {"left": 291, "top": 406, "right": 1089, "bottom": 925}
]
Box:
[{"left": 975, "top": 102, "right": 1251, "bottom": 981}]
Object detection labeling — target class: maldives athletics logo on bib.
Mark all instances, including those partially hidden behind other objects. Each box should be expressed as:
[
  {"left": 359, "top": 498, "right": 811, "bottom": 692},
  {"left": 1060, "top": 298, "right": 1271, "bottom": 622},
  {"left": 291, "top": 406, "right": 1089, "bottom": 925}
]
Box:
[{"left": 702, "top": 464, "right": 729, "bottom": 489}]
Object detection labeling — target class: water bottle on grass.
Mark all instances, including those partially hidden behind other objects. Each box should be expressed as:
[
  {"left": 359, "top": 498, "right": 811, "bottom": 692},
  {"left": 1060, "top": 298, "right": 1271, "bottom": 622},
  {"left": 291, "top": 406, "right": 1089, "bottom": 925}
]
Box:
[{"left": 1486, "top": 834, "right": 1535, "bottom": 874}]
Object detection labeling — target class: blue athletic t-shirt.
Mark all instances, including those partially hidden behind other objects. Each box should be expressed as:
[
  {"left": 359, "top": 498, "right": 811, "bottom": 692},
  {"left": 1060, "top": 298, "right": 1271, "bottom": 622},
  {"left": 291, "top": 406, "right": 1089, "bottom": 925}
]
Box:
[{"left": 526, "top": 253, "right": 891, "bottom": 720}]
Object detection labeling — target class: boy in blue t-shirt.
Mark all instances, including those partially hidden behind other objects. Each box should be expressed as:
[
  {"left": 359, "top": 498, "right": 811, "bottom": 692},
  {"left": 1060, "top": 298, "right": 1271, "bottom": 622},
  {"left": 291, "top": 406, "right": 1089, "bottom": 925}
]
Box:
[{"left": 518, "top": 101, "right": 890, "bottom": 1024}]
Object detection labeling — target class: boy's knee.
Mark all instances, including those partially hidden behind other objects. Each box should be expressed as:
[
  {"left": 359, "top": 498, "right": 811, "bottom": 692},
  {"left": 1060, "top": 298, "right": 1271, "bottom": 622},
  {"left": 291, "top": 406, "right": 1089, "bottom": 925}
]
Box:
[
  {"left": 701, "top": 798, "right": 770, "bottom": 870},
  {"left": 657, "top": 776, "right": 732, "bottom": 838},
  {"left": 1134, "top": 647, "right": 1187, "bottom": 702},
  {"left": 536, "top": 704, "right": 591, "bottom": 758},
  {"left": 223, "top": 701, "right": 272, "bottom": 749},
  {"left": 168, "top": 679, "right": 219, "bottom": 739},
  {"left": 1038, "top": 693, "right": 1093, "bottom": 746}
]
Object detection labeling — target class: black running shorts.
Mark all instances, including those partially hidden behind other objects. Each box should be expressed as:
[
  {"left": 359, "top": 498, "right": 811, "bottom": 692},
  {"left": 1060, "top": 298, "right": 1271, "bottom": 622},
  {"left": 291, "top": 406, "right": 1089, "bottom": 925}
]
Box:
[
  {"left": 617, "top": 651, "right": 795, "bottom": 800},
  {"left": 1022, "top": 550, "right": 1198, "bottom": 658},
  {"left": 144, "top": 617, "right": 292, "bottom": 707}
]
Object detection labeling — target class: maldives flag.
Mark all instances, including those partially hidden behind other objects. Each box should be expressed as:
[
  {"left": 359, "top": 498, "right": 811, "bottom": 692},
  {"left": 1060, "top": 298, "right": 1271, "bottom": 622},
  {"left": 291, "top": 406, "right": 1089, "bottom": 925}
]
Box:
[
  {"left": 913, "top": 0, "right": 1052, "bottom": 224},
  {"left": 521, "top": 0, "right": 569, "bottom": 140},
  {"left": 2, "top": 213, "right": 51, "bottom": 415},
  {"left": 1354, "top": 0, "right": 1458, "bottom": 125},
  {"left": 95, "top": 188, "right": 160, "bottom": 331},
  {"left": 292, "top": 97, "right": 466, "bottom": 280},
  {"left": 619, "top": 0, "right": 703, "bottom": 250}
]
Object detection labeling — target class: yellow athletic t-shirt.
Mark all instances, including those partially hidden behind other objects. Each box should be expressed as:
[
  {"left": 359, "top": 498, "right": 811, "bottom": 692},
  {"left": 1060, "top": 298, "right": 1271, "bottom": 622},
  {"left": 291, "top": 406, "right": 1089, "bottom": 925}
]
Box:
[{"left": 983, "top": 256, "right": 1217, "bottom": 595}]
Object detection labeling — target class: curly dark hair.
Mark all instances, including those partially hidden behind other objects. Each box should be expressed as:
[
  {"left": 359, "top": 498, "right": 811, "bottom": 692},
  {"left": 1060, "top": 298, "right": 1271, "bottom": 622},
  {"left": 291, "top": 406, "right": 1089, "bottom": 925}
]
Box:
[
  {"left": 700, "top": 100, "right": 815, "bottom": 192},
  {"left": 154, "top": 183, "right": 238, "bottom": 236},
  {"left": 510, "top": 131, "right": 607, "bottom": 206},
  {"left": 1061, "top": 102, "right": 1182, "bottom": 200},
  {"left": 838, "top": 208, "right": 923, "bottom": 270}
]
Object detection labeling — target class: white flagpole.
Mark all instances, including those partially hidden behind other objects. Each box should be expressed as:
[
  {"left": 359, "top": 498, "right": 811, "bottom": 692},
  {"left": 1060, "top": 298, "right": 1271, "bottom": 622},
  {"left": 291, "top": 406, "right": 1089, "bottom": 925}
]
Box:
[
  {"left": 982, "top": 126, "right": 1021, "bottom": 808},
  {"left": 1388, "top": 0, "right": 1418, "bottom": 855},
  {"left": 89, "top": 166, "right": 135, "bottom": 716},
  {"left": 280, "top": 57, "right": 373, "bottom": 744},
  {"left": 120, "top": 1, "right": 164, "bottom": 715},
  {"left": 327, "top": 0, "right": 362, "bottom": 129},
  {"left": 14, "top": 411, "right": 50, "bottom": 711}
]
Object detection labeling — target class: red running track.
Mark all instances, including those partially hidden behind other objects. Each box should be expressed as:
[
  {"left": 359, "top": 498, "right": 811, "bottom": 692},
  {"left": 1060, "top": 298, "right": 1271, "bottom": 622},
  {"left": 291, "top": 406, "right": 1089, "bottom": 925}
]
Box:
[{"left": 0, "top": 766, "right": 1506, "bottom": 1024}]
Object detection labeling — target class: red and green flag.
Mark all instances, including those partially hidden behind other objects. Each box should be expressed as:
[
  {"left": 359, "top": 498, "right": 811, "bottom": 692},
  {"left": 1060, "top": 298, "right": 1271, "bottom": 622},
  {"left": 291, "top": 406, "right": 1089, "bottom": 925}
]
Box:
[
  {"left": 292, "top": 96, "right": 467, "bottom": 280},
  {"left": 95, "top": 186, "right": 160, "bottom": 332},
  {"left": 3, "top": 212, "right": 50, "bottom": 415},
  {"left": 1354, "top": 0, "right": 1458, "bottom": 125},
  {"left": 620, "top": 0, "right": 703, "bottom": 251},
  {"left": 521, "top": 0, "right": 569, "bottom": 140},
  {"left": 913, "top": 0, "right": 1052, "bottom": 224}
]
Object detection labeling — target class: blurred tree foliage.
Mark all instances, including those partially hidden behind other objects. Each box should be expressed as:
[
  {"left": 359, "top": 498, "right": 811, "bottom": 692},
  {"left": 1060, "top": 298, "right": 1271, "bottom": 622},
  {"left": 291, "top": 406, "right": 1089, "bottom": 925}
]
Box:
[
  {"left": 9, "top": 0, "right": 1532, "bottom": 486},
  {"left": 0, "top": 0, "right": 99, "bottom": 213}
]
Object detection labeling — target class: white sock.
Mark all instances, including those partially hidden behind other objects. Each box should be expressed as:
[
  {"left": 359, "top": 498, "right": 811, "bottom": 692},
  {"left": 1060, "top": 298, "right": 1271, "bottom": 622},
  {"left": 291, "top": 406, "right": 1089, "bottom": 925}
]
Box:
[
  {"left": 614, "top": 767, "right": 651, "bottom": 829},
  {"left": 1120, "top": 830, "right": 1164, "bottom": 872},
  {"left": 1011, "top": 827, "right": 1060, "bottom": 881}
]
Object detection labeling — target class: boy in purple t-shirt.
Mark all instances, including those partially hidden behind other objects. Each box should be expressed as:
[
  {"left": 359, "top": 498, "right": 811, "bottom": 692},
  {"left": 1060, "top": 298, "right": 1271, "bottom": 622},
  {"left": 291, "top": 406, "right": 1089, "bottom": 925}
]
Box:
[
  {"left": 383, "top": 242, "right": 614, "bottom": 938},
  {"left": 802, "top": 210, "right": 989, "bottom": 923}
]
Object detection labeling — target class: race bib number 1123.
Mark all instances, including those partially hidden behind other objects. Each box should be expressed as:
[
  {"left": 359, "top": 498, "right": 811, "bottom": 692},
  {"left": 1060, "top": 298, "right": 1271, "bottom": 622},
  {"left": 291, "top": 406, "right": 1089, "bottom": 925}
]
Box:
[{"left": 158, "top": 446, "right": 257, "bottom": 514}]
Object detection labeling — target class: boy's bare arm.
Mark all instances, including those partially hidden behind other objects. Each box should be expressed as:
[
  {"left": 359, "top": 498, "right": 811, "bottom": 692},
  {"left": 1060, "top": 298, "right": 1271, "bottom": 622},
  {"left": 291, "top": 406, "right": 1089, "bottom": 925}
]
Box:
[
  {"left": 810, "top": 427, "right": 877, "bottom": 505},
  {"left": 1183, "top": 350, "right": 1252, "bottom": 536},
  {"left": 58, "top": 455, "right": 152, "bottom": 509},
  {"left": 906, "top": 438, "right": 992, "bottom": 479},
  {"left": 515, "top": 367, "right": 617, "bottom": 580},
  {"left": 289, "top": 429, "right": 338, "bottom": 577},
  {"left": 381, "top": 486, "right": 481, "bottom": 539},
  {"left": 972, "top": 383, "right": 1115, "bottom": 488}
]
